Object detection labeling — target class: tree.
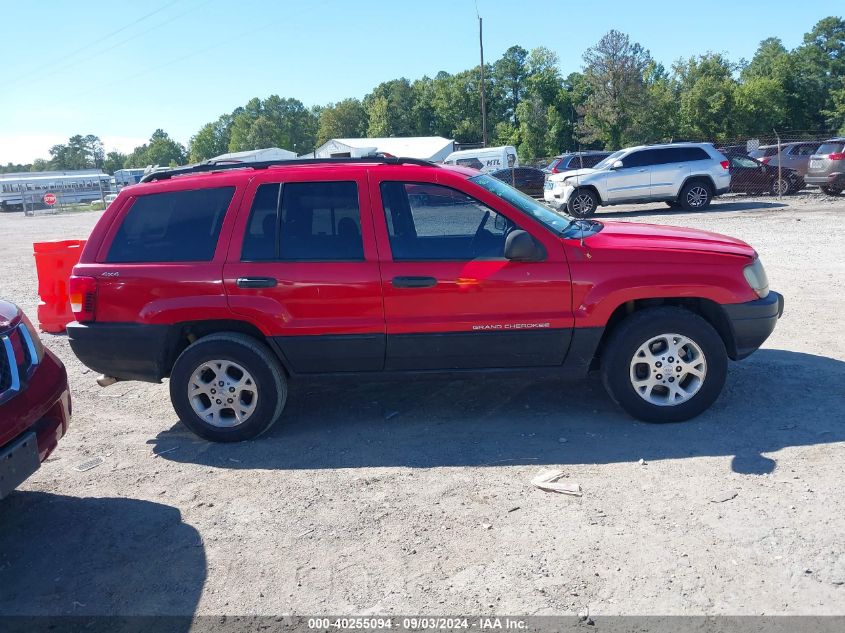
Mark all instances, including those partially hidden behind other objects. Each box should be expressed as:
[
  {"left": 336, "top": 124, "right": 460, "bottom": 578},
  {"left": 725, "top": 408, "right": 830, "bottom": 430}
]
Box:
[
  {"left": 226, "top": 96, "right": 317, "bottom": 154},
  {"left": 48, "top": 134, "right": 104, "bottom": 170},
  {"left": 580, "top": 30, "right": 652, "bottom": 148},
  {"left": 493, "top": 45, "right": 529, "bottom": 124},
  {"left": 317, "top": 98, "right": 368, "bottom": 145},
  {"left": 189, "top": 114, "right": 233, "bottom": 162},
  {"left": 363, "top": 79, "right": 417, "bottom": 137},
  {"left": 102, "top": 151, "right": 127, "bottom": 175},
  {"left": 125, "top": 130, "right": 187, "bottom": 168},
  {"left": 674, "top": 53, "right": 737, "bottom": 141}
]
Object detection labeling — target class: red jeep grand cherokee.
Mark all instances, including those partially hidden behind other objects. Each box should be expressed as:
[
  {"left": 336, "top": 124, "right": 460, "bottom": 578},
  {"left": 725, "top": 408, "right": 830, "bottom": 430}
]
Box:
[
  {"left": 0, "top": 301, "right": 71, "bottom": 498},
  {"left": 66, "top": 157, "right": 783, "bottom": 442}
]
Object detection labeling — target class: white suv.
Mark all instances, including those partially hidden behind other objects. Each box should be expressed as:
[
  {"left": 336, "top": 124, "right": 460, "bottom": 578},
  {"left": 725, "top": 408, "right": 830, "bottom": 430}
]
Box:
[{"left": 544, "top": 143, "right": 731, "bottom": 217}]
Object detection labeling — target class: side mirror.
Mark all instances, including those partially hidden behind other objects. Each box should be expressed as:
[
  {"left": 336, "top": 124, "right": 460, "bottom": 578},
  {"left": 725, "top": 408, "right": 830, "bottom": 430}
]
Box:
[
  {"left": 611, "top": 160, "right": 624, "bottom": 170},
  {"left": 504, "top": 230, "right": 546, "bottom": 262}
]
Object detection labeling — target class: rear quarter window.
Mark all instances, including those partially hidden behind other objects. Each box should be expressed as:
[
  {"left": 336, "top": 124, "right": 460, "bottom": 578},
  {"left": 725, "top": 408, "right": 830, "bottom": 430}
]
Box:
[
  {"left": 106, "top": 187, "right": 234, "bottom": 263},
  {"left": 817, "top": 142, "right": 845, "bottom": 155}
]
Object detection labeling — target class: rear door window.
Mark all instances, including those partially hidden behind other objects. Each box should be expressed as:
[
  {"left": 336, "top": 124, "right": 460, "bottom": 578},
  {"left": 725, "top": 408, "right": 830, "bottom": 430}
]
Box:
[
  {"left": 241, "top": 181, "right": 364, "bottom": 261},
  {"left": 107, "top": 187, "right": 234, "bottom": 263}
]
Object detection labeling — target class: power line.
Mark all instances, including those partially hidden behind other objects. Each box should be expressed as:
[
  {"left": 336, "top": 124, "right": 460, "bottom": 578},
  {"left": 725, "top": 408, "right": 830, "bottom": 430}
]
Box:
[
  {"left": 8, "top": 0, "right": 181, "bottom": 85},
  {"left": 9, "top": 0, "right": 215, "bottom": 89}
]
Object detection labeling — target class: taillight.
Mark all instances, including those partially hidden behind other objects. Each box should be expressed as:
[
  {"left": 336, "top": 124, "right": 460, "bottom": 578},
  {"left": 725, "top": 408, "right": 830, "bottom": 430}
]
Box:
[
  {"left": 720, "top": 160, "right": 729, "bottom": 170},
  {"left": 829, "top": 152, "right": 845, "bottom": 160},
  {"left": 69, "top": 275, "right": 97, "bottom": 322},
  {"left": 760, "top": 156, "right": 771, "bottom": 164}
]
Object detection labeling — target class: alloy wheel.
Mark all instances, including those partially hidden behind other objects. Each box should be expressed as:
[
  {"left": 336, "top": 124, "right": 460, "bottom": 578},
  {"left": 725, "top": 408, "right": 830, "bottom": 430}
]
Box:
[
  {"left": 188, "top": 360, "right": 258, "bottom": 427},
  {"left": 629, "top": 333, "right": 707, "bottom": 406}
]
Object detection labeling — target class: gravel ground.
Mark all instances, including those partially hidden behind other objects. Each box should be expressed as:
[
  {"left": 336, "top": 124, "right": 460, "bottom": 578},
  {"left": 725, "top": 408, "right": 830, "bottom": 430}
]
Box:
[{"left": 0, "top": 192, "right": 843, "bottom": 618}]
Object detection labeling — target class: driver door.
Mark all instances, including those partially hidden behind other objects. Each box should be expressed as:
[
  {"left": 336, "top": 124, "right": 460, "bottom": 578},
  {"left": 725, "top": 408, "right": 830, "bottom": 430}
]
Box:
[{"left": 370, "top": 177, "right": 572, "bottom": 370}]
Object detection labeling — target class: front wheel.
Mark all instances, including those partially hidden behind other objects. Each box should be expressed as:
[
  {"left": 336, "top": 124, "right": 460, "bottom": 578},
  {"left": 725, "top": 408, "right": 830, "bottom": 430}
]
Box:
[
  {"left": 169, "top": 333, "right": 287, "bottom": 442},
  {"left": 566, "top": 188, "right": 599, "bottom": 217},
  {"left": 679, "top": 180, "right": 713, "bottom": 210},
  {"left": 601, "top": 307, "right": 728, "bottom": 423}
]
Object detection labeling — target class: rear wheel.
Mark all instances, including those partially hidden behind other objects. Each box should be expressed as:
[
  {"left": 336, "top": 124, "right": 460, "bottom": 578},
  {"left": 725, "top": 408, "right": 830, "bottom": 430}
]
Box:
[
  {"left": 169, "top": 333, "right": 287, "bottom": 442},
  {"left": 601, "top": 307, "right": 727, "bottom": 423},
  {"left": 567, "top": 188, "right": 599, "bottom": 217},
  {"left": 821, "top": 186, "right": 843, "bottom": 196},
  {"left": 772, "top": 176, "right": 792, "bottom": 196},
  {"left": 679, "top": 180, "right": 713, "bottom": 210}
]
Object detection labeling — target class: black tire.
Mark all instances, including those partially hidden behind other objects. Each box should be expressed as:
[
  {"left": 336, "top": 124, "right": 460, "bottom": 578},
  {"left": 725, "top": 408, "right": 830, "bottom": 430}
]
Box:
[
  {"left": 600, "top": 307, "right": 728, "bottom": 423},
  {"left": 821, "top": 186, "right": 843, "bottom": 196},
  {"left": 679, "top": 180, "right": 713, "bottom": 210},
  {"left": 169, "top": 333, "right": 287, "bottom": 442},
  {"left": 566, "top": 188, "right": 599, "bottom": 217},
  {"left": 772, "top": 176, "right": 792, "bottom": 196}
]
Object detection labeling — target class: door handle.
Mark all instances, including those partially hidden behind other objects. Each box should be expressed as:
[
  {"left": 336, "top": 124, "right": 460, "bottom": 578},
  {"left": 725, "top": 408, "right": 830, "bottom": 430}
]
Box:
[
  {"left": 236, "top": 276, "right": 278, "bottom": 289},
  {"left": 392, "top": 276, "right": 437, "bottom": 288}
]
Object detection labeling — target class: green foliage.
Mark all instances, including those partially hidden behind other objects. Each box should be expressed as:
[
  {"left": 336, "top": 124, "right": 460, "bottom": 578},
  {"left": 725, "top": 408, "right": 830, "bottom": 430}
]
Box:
[
  {"left": 102, "top": 151, "right": 127, "bottom": 175},
  {"left": 47, "top": 134, "right": 104, "bottom": 170},
  {"left": 125, "top": 129, "right": 187, "bottom": 168},
  {"left": 317, "top": 99, "right": 368, "bottom": 145}
]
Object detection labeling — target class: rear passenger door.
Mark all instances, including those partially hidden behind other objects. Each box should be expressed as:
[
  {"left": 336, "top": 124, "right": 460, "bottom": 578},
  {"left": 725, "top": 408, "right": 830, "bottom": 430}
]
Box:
[
  {"left": 224, "top": 171, "right": 385, "bottom": 373},
  {"left": 649, "top": 147, "right": 694, "bottom": 199}
]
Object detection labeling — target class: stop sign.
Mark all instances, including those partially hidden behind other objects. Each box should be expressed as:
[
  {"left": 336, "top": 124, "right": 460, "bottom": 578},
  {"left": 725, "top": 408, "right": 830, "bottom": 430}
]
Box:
[{"left": 43, "top": 193, "right": 57, "bottom": 206}]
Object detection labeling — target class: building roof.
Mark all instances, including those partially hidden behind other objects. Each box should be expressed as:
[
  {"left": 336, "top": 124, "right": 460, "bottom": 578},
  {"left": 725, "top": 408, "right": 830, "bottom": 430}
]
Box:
[
  {"left": 211, "top": 147, "right": 297, "bottom": 163},
  {"left": 320, "top": 136, "right": 454, "bottom": 159}
]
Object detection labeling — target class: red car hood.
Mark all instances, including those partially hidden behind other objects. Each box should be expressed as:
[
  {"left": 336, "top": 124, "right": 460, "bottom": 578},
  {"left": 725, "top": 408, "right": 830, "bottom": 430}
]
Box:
[{"left": 594, "top": 221, "right": 756, "bottom": 258}]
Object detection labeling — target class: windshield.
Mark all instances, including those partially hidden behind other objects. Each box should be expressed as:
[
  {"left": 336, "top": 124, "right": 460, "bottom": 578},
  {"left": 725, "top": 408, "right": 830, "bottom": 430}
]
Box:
[
  {"left": 469, "top": 174, "right": 573, "bottom": 234},
  {"left": 592, "top": 150, "right": 626, "bottom": 170}
]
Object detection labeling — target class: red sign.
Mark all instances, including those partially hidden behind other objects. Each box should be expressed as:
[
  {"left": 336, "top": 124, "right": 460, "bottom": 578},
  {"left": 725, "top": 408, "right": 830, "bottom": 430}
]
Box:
[{"left": 43, "top": 193, "right": 57, "bottom": 206}]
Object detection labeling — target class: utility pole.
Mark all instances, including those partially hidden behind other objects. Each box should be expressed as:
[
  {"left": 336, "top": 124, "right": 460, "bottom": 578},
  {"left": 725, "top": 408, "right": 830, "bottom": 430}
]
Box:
[{"left": 478, "top": 13, "right": 488, "bottom": 147}]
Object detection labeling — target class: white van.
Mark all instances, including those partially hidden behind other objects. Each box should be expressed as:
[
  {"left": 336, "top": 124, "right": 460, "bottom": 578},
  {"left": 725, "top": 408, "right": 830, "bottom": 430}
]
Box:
[{"left": 442, "top": 146, "right": 518, "bottom": 173}]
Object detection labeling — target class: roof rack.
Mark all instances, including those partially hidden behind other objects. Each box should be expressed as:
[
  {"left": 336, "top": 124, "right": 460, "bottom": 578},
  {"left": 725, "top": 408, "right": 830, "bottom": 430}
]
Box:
[{"left": 139, "top": 156, "right": 437, "bottom": 183}]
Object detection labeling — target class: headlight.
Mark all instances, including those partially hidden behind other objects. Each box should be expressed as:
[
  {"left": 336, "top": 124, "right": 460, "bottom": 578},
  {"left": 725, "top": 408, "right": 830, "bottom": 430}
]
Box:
[{"left": 743, "top": 258, "right": 769, "bottom": 299}]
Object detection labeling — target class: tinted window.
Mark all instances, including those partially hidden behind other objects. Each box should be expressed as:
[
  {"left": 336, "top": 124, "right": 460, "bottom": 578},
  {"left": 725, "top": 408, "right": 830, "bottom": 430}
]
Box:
[
  {"left": 381, "top": 182, "right": 516, "bottom": 260},
  {"left": 622, "top": 150, "right": 659, "bottom": 167},
  {"left": 581, "top": 153, "right": 609, "bottom": 168},
  {"left": 241, "top": 183, "right": 280, "bottom": 261},
  {"left": 107, "top": 187, "right": 233, "bottom": 263},
  {"left": 817, "top": 142, "right": 845, "bottom": 155},
  {"left": 731, "top": 156, "right": 759, "bottom": 169},
  {"left": 282, "top": 181, "right": 362, "bottom": 260}
]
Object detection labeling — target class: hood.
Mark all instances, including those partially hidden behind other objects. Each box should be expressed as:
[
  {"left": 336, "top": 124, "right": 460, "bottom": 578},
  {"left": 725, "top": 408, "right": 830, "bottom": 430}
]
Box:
[
  {"left": 0, "top": 300, "right": 21, "bottom": 331},
  {"left": 593, "top": 221, "right": 756, "bottom": 257},
  {"left": 549, "top": 167, "right": 598, "bottom": 182}
]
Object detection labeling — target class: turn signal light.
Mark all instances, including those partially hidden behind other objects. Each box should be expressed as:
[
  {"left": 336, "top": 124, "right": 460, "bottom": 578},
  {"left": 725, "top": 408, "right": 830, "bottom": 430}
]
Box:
[{"left": 69, "top": 275, "right": 97, "bottom": 322}]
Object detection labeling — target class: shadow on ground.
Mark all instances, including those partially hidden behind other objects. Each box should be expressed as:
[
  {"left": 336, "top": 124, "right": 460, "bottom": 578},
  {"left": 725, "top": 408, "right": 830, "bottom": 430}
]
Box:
[
  {"left": 151, "top": 349, "right": 844, "bottom": 475},
  {"left": 600, "top": 199, "right": 788, "bottom": 218},
  {"left": 0, "top": 493, "right": 205, "bottom": 619}
]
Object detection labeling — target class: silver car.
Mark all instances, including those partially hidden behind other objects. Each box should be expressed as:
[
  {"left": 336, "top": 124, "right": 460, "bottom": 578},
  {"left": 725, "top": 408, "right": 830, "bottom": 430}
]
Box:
[
  {"left": 544, "top": 143, "right": 731, "bottom": 217},
  {"left": 805, "top": 138, "right": 845, "bottom": 195}
]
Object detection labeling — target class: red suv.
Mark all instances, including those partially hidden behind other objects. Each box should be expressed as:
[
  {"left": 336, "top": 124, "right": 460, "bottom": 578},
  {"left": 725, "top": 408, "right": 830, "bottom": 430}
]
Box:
[
  {"left": 1, "top": 301, "right": 71, "bottom": 497},
  {"left": 67, "top": 157, "right": 783, "bottom": 442}
]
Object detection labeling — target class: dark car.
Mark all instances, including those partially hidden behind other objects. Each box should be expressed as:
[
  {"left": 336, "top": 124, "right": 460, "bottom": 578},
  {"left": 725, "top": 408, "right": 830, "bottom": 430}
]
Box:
[
  {"left": 490, "top": 166, "right": 546, "bottom": 197},
  {"left": 0, "top": 300, "right": 71, "bottom": 499},
  {"left": 805, "top": 138, "right": 845, "bottom": 195},
  {"left": 726, "top": 153, "right": 801, "bottom": 195},
  {"left": 544, "top": 151, "right": 612, "bottom": 174}
]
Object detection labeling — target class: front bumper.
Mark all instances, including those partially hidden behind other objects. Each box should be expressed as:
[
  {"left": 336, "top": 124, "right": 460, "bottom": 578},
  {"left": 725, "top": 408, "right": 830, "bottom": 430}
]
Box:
[
  {"left": 0, "top": 350, "right": 71, "bottom": 498},
  {"left": 722, "top": 291, "right": 784, "bottom": 360},
  {"left": 543, "top": 183, "right": 575, "bottom": 207}
]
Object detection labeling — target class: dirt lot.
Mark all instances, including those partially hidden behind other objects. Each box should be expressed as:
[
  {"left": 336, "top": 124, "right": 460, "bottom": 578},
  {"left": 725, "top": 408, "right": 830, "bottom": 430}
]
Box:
[{"left": 1, "top": 192, "right": 843, "bottom": 618}]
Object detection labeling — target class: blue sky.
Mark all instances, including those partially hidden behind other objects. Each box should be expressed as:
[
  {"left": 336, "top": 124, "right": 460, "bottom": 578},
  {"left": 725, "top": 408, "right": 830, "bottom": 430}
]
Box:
[{"left": 1, "top": 0, "right": 839, "bottom": 163}]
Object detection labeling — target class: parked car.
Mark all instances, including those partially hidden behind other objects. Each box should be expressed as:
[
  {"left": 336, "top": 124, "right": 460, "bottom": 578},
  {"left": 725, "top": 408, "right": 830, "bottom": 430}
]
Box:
[
  {"left": 544, "top": 143, "right": 731, "bottom": 216},
  {"left": 544, "top": 151, "right": 613, "bottom": 174},
  {"left": 725, "top": 153, "right": 802, "bottom": 195},
  {"left": 490, "top": 166, "right": 546, "bottom": 197},
  {"left": 749, "top": 141, "right": 822, "bottom": 179},
  {"left": 805, "top": 138, "right": 845, "bottom": 195},
  {"left": 0, "top": 301, "right": 71, "bottom": 499},
  {"left": 67, "top": 156, "right": 781, "bottom": 442},
  {"left": 104, "top": 193, "right": 118, "bottom": 207},
  {"left": 443, "top": 146, "right": 518, "bottom": 173}
]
